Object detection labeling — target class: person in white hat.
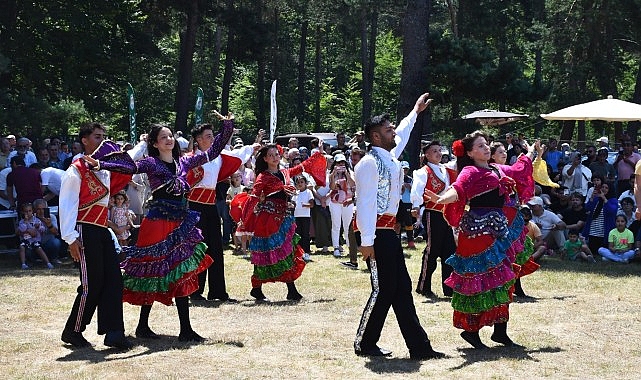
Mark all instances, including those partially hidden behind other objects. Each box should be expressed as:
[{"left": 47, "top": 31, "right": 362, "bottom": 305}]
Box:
[
  {"left": 328, "top": 153, "right": 355, "bottom": 257},
  {"left": 596, "top": 136, "right": 610, "bottom": 151},
  {"left": 527, "top": 196, "right": 567, "bottom": 251}
]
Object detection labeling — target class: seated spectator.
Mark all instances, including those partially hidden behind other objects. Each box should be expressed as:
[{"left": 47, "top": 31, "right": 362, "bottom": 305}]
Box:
[
  {"left": 584, "top": 181, "right": 618, "bottom": 256},
  {"left": 561, "top": 229, "right": 596, "bottom": 263},
  {"left": 46, "top": 143, "right": 64, "bottom": 169},
  {"left": 559, "top": 192, "right": 588, "bottom": 235},
  {"left": 62, "top": 141, "right": 83, "bottom": 170},
  {"left": 0, "top": 137, "right": 10, "bottom": 170},
  {"left": 59, "top": 141, "right": 71, "bottom": 161},
  {"left": 7, "top": 137, "right": 37, "bottom": 168},
  {"left": 33, "top": 198, "right": 65, "bottom": 263},
  {"left": 598, "top": 215, "right": 636, "bottom": 262},
  {"left": 589, "top": 147, "right": 616, "bottom": 187},
  {"left": 17, "top": 202, "right": 54, "bottom": 270},
  {"left": 562, "top": 152, "right": 592, "bottom": 196},
  {"left": 618, "top": 196, "right": 636, "bottom": 226},
  {"left": 528, "top": 196, "right": 567, "bottom": 252},
  {"left": 37, "top": 165, "right": 65, "bottom": 206},
  {"left": 37, "top": 147, "right": 51, "bottom": 168},
  {"left": 548, "top": 185, "right": 570, "bottom": 213},
  {"left": 7, "top": 155, "right": 43, "bottom": 209},
  {"left": 521, "top": 205, "right": 546, "bottom": 261},
  {"left": 618, "top": 175, "right": 636, "bottom": 208},
  {"left": 5, "top": 134, "right": 16, "bottom": 150}
]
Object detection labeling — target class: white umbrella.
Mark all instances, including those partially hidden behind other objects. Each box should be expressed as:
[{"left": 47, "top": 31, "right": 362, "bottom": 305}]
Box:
[
  {"left": 462, "top": 109, "right": 529, "bottom": 126},
  {"left": 540, "top": 95, "right": 641, "bottom": 122}
]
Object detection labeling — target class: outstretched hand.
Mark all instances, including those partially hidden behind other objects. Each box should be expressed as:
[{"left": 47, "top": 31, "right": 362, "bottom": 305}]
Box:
[
  {"left": 213, "top": 110, "right": 235, "bottom": 120},
  {"left": 414, "top": 93, "right": 433, "bottom": 114},
  {"left": 82, "top": 155, "right": 99, "bottom": 169}
]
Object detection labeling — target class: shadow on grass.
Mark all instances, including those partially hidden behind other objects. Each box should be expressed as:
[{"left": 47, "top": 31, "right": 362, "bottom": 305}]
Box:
[
  {"left": 57, "top": 335, "right": 244, "bottom": 363},
  {"left": 537, "top": 256, "right": 641, "bottom": 277},
  {"left": 450, "top": 345, "right": 563, "bottom": 370},
  {"left": 364, "top": 357, "right": 422, "bottom": 373}
]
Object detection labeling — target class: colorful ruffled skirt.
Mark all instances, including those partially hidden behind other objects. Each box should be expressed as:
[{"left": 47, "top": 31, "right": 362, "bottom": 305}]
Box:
[
  {"left": 444, "top": 205, "right": 532, "bottom": 332},
  {"left": 121, "top": 199, "right": 212, "bottom": 306},
  {"left": 248, "top": 200, "right": 305, "bottom": 288}
]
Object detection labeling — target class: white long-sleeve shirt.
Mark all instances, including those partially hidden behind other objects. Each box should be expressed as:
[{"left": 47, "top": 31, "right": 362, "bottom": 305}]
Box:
[
  {"left": 355, "top": 110, "right": 418, "bottom": 247},
  {"left": 410, "top": 162, "right": 451, "bottom": 208}
]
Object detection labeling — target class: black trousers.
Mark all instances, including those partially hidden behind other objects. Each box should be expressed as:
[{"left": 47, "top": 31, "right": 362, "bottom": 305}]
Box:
[
  {"left": 416, "top": 210, "right": 454, "bottom": 296},
  {"left": 354, "top": 229, "right": 432, "bottom": 354},
  {"left": 295, "top": 216, "right": 311, "bottom": 253},
  {"left": 64, "top": 223, "right": 124, "bottom": 335},
  {"left": 190, "top": 201, "right": 228, "bottom": 299}
]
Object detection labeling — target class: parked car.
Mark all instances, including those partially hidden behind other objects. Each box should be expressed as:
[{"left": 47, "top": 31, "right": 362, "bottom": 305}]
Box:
[{"left": 274, "top": 132, "right": 338, "bottom": 149}]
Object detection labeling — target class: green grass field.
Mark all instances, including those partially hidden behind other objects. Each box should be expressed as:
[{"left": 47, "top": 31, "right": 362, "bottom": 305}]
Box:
[{"left": 1, "top": 241, "right": 640, "bottom": 379}]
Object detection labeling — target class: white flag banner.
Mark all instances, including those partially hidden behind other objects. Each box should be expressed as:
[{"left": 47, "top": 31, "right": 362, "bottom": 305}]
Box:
[{"left": 270, "top": 80, "right": 277, "bottom": 143}]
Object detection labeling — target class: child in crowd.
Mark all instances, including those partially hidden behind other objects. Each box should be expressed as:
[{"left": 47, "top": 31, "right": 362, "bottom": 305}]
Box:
[
  {"left": 293, "top": 175, "right": 314, "bottom": 262},
  {"left": 598, "top": 215, "right": 637, "bottom": 263},
  {"left": 109, "top": 191, "right": 136, "bottom": 246},
  {"left": 17, "top": 202, "right": 53, "bottom": 269},
  {"left": 226, "top": 171, "right": 245, "bottom": 254},
  {"left": 561, "top": 229, "right": 596, "bottom": 263}
]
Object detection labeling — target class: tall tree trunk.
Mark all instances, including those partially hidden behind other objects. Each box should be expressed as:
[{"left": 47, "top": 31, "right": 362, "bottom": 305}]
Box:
[
  {"left": 174, "top": 0, "right": 200, "bottom": 132},
  {"left": 221, "top": 0, "right": 235, "bottom": 115},
  {"left": 361, "top": 4, "right": 378, "bottom": 125},
  {"left": 397, "top": 0, "right": 431, "bottom": 170},
  {"left": 444, "top": 0, "right": 458, "bottom": 38},
  {"left": 210, "top": 26, "right": 222, "bottom": 112},
  {"left": 626, "top": 59, "right": 641, "bottom": 141},
  {"left": 256, "top": 0, "right": 266, "bottom": 131},
  {"left": 296, "top": 17, "right": 308, "bottom": 128},
  {"left": 314, "top": 25, "right": 322, "bottom": 132}
]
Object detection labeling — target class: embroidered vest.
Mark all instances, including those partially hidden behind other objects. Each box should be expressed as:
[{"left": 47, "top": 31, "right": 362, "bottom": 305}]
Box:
[
  {"left": 422, "top": 165, "right": 457, "bottom": 212},
  {"left": 72, "top": 160, "right": 130, "bottom": 227},
  {"left": 369, "top": 149, "right": 394, "bottom": 214}
]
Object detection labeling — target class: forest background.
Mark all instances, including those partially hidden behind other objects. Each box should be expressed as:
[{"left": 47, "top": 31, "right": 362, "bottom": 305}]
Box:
[{"left": 2, "top": 0, "right": 641, "bottom": 168}]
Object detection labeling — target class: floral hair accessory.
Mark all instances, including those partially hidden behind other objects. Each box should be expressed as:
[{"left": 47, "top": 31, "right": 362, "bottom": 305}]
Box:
[{"left": 452, "top": 140, "right": 465, "bottom": 157}]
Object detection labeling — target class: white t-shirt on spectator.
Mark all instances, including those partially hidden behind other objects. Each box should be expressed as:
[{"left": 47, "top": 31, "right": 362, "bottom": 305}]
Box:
[
  {"left": 7, "top": 150, "right": 37, "bottom": 168},
  {"left": 532, "top": 210, "right": 563, "bottom": 240},
  {"left": 40, "top": 167, "right": 66, "bottom": 195},
  {"left": 0, "top": 167, "right": 15, "bottom": 209},
  {"left": 293, "top": 189, "right": 313, "bottom": 218}
]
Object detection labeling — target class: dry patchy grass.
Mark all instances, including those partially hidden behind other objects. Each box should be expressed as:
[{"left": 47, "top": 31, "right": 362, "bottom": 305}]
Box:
[{"left": 1, "top": 243, "right": 641, "bottom": 379}]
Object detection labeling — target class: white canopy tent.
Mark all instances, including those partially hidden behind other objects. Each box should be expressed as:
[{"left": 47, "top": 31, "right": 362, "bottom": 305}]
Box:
[
  {"left": 540, "top": 95, "right": 641, "bottom": 122},
  {"left": 462, "top": 109, "right": 529, "bottom": 126}
]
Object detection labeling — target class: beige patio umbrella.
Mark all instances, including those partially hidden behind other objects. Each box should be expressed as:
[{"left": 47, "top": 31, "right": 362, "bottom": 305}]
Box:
[
  {"left": 540, "top": 95, "right": 641, "bottom": 121},
  {"left": 462, "top": 109, "right": 529, "bottom": 126}
]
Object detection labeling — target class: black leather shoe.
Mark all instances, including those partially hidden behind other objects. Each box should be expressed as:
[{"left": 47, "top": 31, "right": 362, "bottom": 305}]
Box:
[
  {"left": 410, "top": 348, "right": 446, "bottom": 360},
  {"left": 490, "top": 334, "right": 523, "bottom": 348},
  {"left": 178, "top": 330, "right": 206, "bottom": 343},
  {"left": 286, "top": 291, "right": 303, "bottom": 301},
  {"left": 208, "top": 295, "right": 239, "bottom": 303},
  {"left": 250, "top": 288, "right": 269, "bottom": 302},
  {"left": 190, "top": 294, "right": 206, "bottom": 301},
  {"left": 104, "top": 331, "right": 134, "bottom": 350},
  {"left": 461, "top": 331, "right": 488, "bottom": 349},
  {"left": 61, "top": 329, "right": 91, "bottom": 348},
  {"left": 355, "top": 346, "right": 392, "bottom": 357},
  {"left": 135, "top": 326, "right": 160, "bottom": 339}
]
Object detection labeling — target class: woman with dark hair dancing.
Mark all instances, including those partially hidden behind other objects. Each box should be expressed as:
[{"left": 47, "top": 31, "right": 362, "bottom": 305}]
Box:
[
  {"left": 425, "top": 131, "right": 542, "bottom": 349},
  {"left": 84, "top": 113, "right": 233, "bottom": 342},
  {"left": 239, "top": 144, "right": 326, "bottom": 302}
]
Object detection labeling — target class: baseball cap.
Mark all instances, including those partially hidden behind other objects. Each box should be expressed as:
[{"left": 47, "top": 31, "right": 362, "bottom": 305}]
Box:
[
  {"left": 334, "top": 153, "right": 347, "bottom": 162},
  {"left": 527, "top": 196, "right": 544, "bottom": 207},
  {"left": 400, "top": 161, "right": 410, "bottom": 169},
  {"left": 596, "top": 136, "right": 609, "bottom": 143}
]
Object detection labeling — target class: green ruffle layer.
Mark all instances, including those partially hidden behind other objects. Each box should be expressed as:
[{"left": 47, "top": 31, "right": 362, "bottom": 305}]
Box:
[
  {"left": 515, "top": 236, "right": 534, "bottom": 265},
  {"left": 254, "top": 234, "right": 300, "bottom": 280},
  {"left": 451, "top": 282, "right": 514, "bottom": 314},
  {"left": 123, "top": 242, "right": 208, "bottom": 293}
]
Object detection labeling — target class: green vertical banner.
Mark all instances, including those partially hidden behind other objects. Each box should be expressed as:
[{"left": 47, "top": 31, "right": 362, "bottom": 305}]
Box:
[
  {"left": 127, "top": 83, "right": 137, "bottom": 143},
  {"left": 194, "top": 87, "right": 204, "bottom": 125}
]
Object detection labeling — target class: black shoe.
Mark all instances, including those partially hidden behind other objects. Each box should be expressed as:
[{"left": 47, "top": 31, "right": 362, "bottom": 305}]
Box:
[
  {"left": 250, "top": 288, "right": 269, "bottom": 302},
  {"left": 190, "top": 294, "right": 206, "bottom": 301},
  {"left": 490, "top": 333, "right": 523, "bottom": 348},
  {"left": 340, "top": 261, "right": 358, "bottom": 269},
  {"left": 410, "top": 348, "right": 446, "bottom": 360},
  {"left": 355, "top": 346, "right": 392, "bottom": 357},
  {"left": 135, "top": 326, "right": 160, "bottom": 339},
  {"left": 178, "top": 330, "right": 206, "bottom": 343},
  {"left": 460, "top": 331, "right": 488, "bottom": 349},
  {"left": 417, "top": 290, "right": 437, "bottom": 299},
  {"left": 104, "top": 331, "right": 134, "bottom": 350},
  {"left": 61, "top": 329, "right": 91, "bottom": 348},
  {"left": 286, "top": 291, "right": 303, "bottom": 301},
  {"left": 207, "top": 295, "right": 239, "bottom": 303}
]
